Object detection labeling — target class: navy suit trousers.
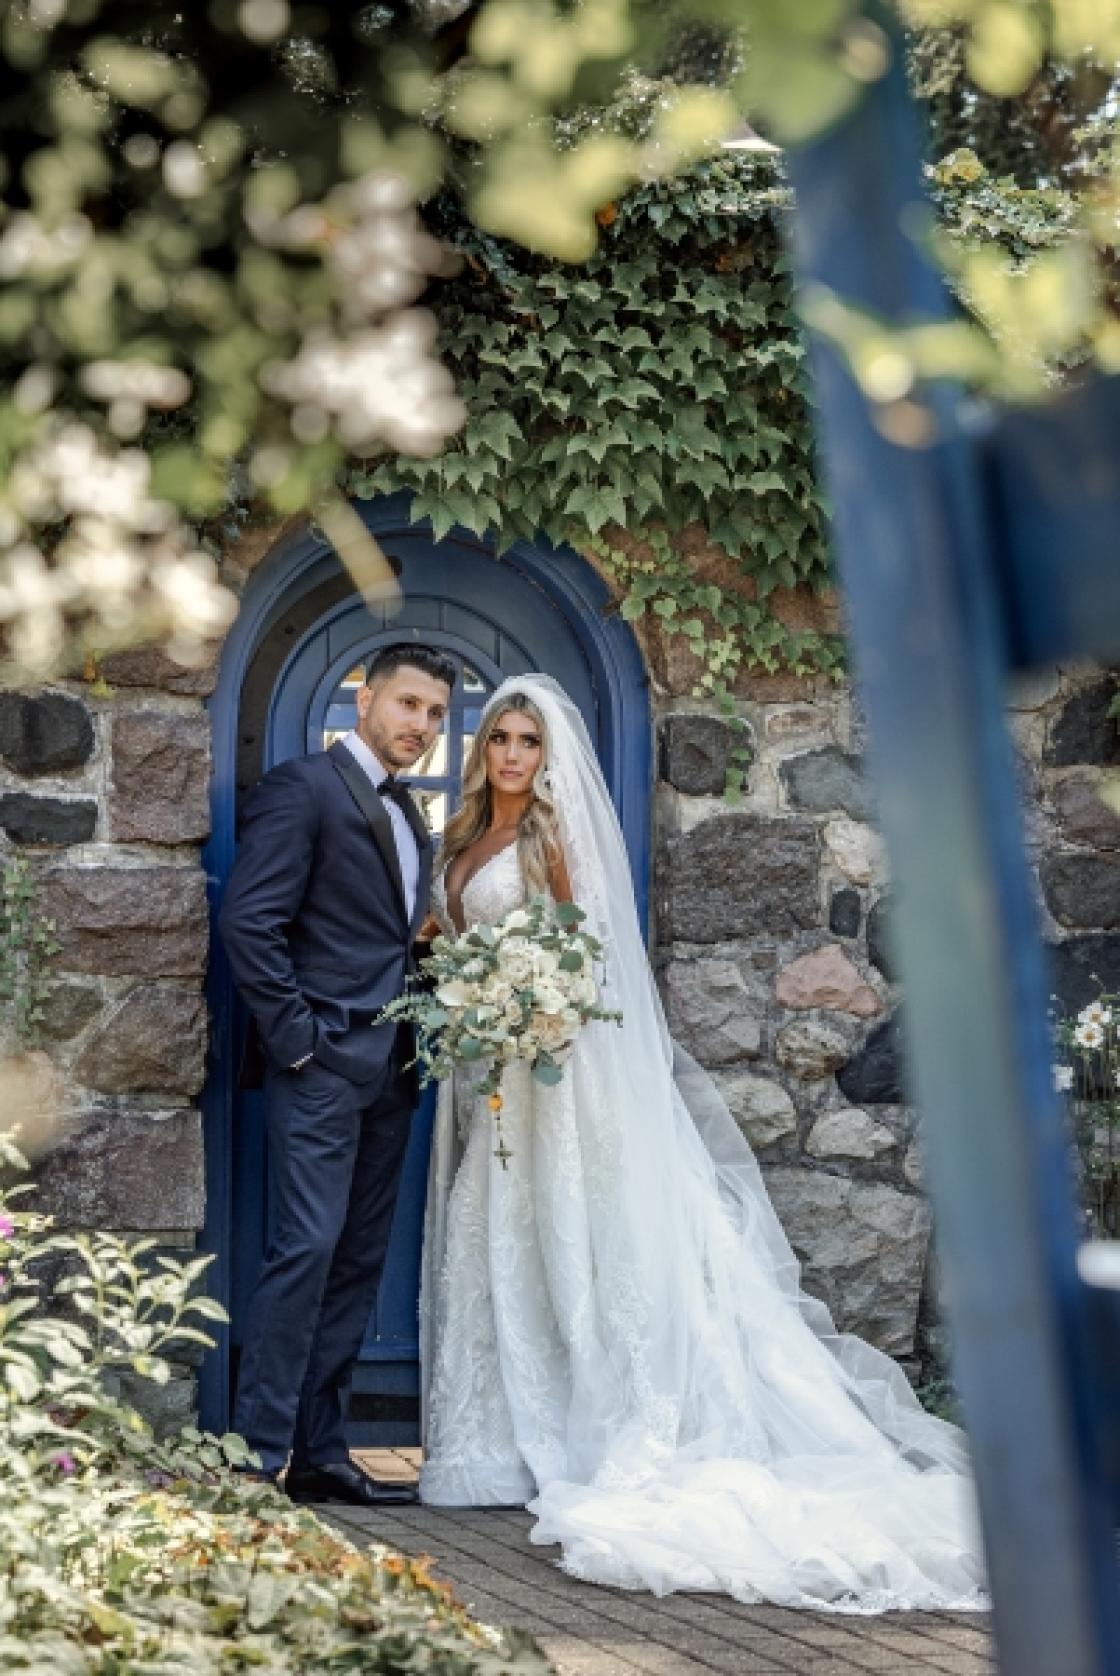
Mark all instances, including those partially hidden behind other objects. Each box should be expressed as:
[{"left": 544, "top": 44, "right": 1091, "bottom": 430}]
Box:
[{"left": 232, "top": 1046, "right": 413, "bottom": 1473}]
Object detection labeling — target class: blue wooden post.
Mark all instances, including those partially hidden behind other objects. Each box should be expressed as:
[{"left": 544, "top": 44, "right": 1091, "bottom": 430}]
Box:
[{"left": 783, "top": 22, "right": 1120, "bottom": 1674}]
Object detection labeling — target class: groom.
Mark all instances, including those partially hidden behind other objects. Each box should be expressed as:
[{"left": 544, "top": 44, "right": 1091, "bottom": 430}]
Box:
[{"left": 219, "top": 641, "right": 456, "bottom": 1504}]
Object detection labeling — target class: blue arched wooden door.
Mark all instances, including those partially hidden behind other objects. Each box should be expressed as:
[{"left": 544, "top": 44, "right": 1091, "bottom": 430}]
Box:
[{"left": 202, "top": 499, "right": 651, "bottom": 1445}]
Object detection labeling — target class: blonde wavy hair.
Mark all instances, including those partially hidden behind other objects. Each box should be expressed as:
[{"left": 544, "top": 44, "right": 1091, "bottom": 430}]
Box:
[{"left": 440, "top": 692, "right": 561, "bottom": 897}]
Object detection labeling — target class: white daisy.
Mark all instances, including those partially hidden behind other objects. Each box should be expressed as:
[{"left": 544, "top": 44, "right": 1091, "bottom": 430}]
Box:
[
  {"left": 1078, "top": 1002, "right": 1113, "bottom": 1029},
  {"left": 1052, "top": 1064, "right": 1074, "bottom": 1092},
  {"left": 1074, "top": 1020, "right": 1106, "bottom": 1051}
]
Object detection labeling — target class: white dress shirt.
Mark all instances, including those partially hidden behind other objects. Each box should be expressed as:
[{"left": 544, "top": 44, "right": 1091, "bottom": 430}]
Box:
[{"left": 341, "top": 729, "right": 420, "bottom": 923}]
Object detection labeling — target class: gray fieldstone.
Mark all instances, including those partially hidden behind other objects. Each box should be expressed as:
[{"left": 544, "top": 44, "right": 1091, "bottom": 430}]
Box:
[
  {"left": 829, "top": 888, "right": 861, "bottom": 938},
  {"left": 763, "top": 1165, "right": 931, "bottom": 1355},
  {"left": 72, "top": 982, "right": 207, "bottom": 1095},
  {"left": 866, "top": 894, "right": 896, "bottom": 981},
  {"left": 0, "top": 690, "right": 94, "bottom": 775},
  {"left": 37, "top": 981, "right": 103, "bottom": 1043},
  {"left": 776, "top": 1018, "right": 851, "bottom": 1079},
  {"left": 837, "top": 1012, "right": 908, "bottom": 1105},
  {"left": 41, "top": 866, "right": 208, "bottom": 976},
  {"left": 824, "top": 818, "right": 887, "bottom": 887},
  {"left": 1044, "top": 677, "right": 1120, "bottom": 768},
  {"left": 109, "top": 709, "right": 212, "bottom": 844},
  {"left": 34, "top": 1105, "right": 205, "bottom": 1230},
  {"left": 0, "top": 792, "right": 97, "bottom": 846},
  {"left": 1040, "top": 853, "right": 1120, "bottom": 930},
  {"left": 807, "top": 1107, "right": 896, "bottom": 1161},
  {"left": 710, "top": 1069, "right": 797, "bottom": 1149},
  {"left": 779, "top": 748, "right": 874, "bottom": 822},
  {"left": 660, "top": 714, "right": 741, "bottom": 796},
  {"left": 662, "top": 957, "right": 765, "bottom": 1064},
  {"left": 904, "top": 1140, "right": 924, "bottom": 1189},
  {"left": 1049, "top": 932, "right": 1120, "bottom": 1018},
  {"left": 1052, "top": 775, "right": 1120, "bottom": 850},
  {"left": 663, "top": 814, "right": 822, "bottom": 942},
  {"left": 112, "top": 1370, "right": 197, "bottom": 1441}
]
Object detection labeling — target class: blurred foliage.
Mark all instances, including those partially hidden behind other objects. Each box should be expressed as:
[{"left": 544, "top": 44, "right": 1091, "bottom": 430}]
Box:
[
  {"left": 455, "top": 0, "right": 1118, "bottom": 391},
  {"left": 0, "top": 1132, "right": 551, "bottom": 1671},
  {"left": 909, "top": 24, "right": 1115, "bottom": 188},
  {"left": 0, "top": 0, "right": 735, "bottom": 676},
  {"left": 351, "top": 148, "right": 843, "bottom": 685},
  {"left": 2, "top": 0, "right": 1117, "bottom": 680},
  {"left": 0, "top": 1, "right": 475, "bottom": 677}
]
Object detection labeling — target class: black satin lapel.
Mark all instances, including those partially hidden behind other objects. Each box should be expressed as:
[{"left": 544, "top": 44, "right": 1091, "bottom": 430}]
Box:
[
  {"left": 415, "top": 823, "right": 434, "bottom": 937},
  {"left": 328, "top": 742, "right": 408, "bottom": 920},
  {"left": 397, "top": 786, "right": 434, "bottom": 937}
]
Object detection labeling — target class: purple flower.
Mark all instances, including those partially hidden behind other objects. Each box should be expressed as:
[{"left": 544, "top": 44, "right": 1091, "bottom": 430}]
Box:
[
  {"left": 0, "top": 1216, "right": 14, "bottom": 1240},
  {"left": 53, "top": 1452, "right": 77, "bottom": 1477}
]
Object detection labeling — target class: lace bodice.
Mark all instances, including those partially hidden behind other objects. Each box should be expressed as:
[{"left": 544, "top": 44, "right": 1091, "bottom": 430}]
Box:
[{"left": 432, "top": 843, "right": 526, "bottom": 933}]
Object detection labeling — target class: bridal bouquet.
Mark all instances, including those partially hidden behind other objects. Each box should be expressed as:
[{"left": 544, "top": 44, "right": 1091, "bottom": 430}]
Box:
[{"left": 378, "top": 897, "right": 621, "bottom": 1166}]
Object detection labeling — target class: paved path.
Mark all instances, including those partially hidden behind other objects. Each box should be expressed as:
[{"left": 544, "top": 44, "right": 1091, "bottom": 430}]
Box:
[{"left": 322, "top": 1452, "right": 996, "bottom": 1676}]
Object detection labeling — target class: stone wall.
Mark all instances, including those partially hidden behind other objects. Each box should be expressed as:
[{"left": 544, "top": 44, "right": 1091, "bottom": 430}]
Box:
[
  {"left": 6, "top": 518, "right": 1118, "bottom": 1419},
  {"left": 651, "top": 663, "right": 1120, "bottom": 1379},
  {"left": 1, "top": 653, "right": 217, "bottom": 1434}
]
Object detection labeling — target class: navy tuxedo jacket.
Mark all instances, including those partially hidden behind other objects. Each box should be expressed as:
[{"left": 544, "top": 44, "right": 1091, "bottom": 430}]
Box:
[{"left": 219, "top": 741, "right": 433, "bottom": 1088}]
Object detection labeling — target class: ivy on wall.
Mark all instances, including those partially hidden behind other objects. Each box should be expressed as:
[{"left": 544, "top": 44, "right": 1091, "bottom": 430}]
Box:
[{"left": 349, "top": 149, "right": 844, "bottom": 687}]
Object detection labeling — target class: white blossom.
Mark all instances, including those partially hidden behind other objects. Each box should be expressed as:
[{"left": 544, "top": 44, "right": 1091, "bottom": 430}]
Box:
[
  {"left": 262, "top": 314, "right": 465, "bottom": 457},
  {"left": 0, "top": 211, "right": 91, "bottom": 279},
  {"left": 1078, "top": 1001, "right": 1113, "bottom": 1029}
]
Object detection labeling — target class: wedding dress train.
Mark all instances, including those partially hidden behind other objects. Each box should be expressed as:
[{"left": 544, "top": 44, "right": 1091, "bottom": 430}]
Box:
[{"left": 418, "top": 677, "right": 987, "bottom": 1615}]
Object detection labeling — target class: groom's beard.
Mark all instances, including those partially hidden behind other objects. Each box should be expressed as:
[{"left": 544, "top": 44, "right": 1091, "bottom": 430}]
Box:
[{"left": 361, "top": 718, "right": 435, "bottom": 770}]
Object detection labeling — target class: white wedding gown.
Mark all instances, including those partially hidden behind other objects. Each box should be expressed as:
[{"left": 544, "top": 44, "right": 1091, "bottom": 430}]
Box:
[{"left": 418, "top": 677, "right": 988, "bottom": 1615}]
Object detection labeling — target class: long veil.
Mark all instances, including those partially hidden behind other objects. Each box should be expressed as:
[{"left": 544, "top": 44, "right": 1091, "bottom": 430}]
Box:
[{"left": 421, "top": 673, "right": 988, "bottom": 1613}]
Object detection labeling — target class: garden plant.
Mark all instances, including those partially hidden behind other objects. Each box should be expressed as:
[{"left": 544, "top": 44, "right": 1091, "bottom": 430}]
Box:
[{"left": 0, "top": 1132, "right": 550, "bottom": 1673}]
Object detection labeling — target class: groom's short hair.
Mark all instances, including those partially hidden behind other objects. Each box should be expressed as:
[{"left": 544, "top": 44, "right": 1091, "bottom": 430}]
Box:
[{"left": 365, "top": 642, "right": 457, "bottom": 694}]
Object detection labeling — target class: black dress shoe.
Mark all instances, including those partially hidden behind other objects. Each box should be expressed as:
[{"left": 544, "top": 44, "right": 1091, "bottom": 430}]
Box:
[{"left": 285, "top": 1460, "right": 418, "bottom": 1506}]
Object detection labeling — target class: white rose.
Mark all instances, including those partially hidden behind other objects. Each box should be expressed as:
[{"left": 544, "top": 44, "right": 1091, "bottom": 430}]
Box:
[
  {"left": 498, "top": 937, "right": 534, "bottom": 984},
  {"left": 534, "top": 1012, "right": 573, "bottom": 1054},
  {"left": 560, "top": 1006, "right": 581, "bottom": 1034},
  {"left": 533, "top": 983, "right": 566, "bottom": 1015},
  {"left": 532, "top": 947, "right": 561, "bottom": 980},
  {"left": 503, "top": 908, "right": 531, "bottom": 932},
  {"left": 485, "top": 979, "right": 514, "bottom": 1011}
]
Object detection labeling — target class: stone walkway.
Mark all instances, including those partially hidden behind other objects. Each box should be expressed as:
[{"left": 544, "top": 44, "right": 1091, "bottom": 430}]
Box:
[{"left": 321, "top": 1452, "right": 996, "bottom": 1676}]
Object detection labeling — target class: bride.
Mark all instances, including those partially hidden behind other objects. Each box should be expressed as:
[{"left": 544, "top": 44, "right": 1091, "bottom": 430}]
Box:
[{"left": 418, "top": 673, "right": 987, "bottom": 1614}]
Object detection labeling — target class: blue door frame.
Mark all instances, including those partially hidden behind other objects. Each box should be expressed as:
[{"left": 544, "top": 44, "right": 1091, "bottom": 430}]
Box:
[{"left": 198, "top": 494, "right": 651, "bottom": 1435}]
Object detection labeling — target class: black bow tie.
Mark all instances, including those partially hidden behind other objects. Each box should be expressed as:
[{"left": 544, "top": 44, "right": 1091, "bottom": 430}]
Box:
[{"left": 378, "top": 776, "right": 413, "bottom": 807}]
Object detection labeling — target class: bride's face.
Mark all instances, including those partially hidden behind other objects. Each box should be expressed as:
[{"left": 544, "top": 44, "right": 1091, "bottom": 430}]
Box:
[{"left": 485, "top": 709, "right": 543, "bottom": 797}]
